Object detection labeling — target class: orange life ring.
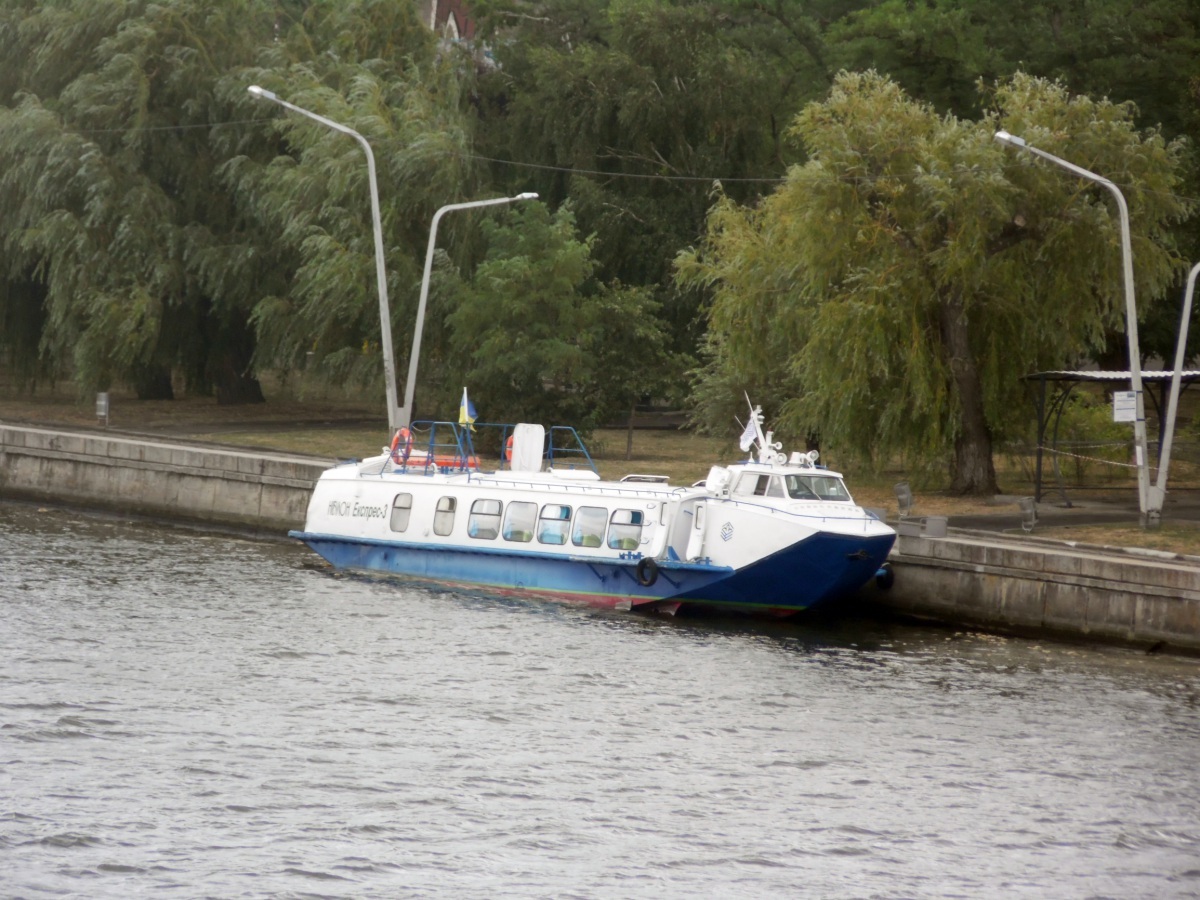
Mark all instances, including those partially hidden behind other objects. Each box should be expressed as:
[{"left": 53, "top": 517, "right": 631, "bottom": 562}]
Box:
[
  {"left": 389, "top": 427, "right": 413, "bottom": 464},
  {"left": 503, "top": 434, "right": 514, "bottom": 463}
]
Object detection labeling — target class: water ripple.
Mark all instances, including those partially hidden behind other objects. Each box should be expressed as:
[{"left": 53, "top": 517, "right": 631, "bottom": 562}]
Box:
[{"left": 2, "top": 504, "right": 1200, "bottom": 898}]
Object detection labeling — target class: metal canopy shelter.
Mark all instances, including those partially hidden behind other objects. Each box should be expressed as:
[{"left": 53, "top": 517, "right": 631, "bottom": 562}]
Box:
[{"left": 1024, "top": 370, "right": 1200, "bottom": 503}]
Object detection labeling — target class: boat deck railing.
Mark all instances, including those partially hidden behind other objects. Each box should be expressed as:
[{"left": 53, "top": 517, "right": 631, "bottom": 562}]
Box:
[
  {"left": 477, "top": 475, "right": 679, "bottom": 500},
  {"left": 544, "top": 425, "right": 598, "bottom": 474},
  {"left": 392, "top": 421, "right": 599, "bottom": 477},
  {"left": 401, "top": 421, "right": 482, "bottom": 473}
]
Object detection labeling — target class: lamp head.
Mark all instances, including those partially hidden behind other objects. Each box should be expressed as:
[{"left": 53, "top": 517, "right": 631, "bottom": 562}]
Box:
[
  {"left": 994, "top": 129, "right": 1026, "bottom": 148},
  {"left": 247, "top": 85, "right": 277, "bottom": 101},
  {"left": 514, "top": 192, "right": 539, "bottom": 201}
]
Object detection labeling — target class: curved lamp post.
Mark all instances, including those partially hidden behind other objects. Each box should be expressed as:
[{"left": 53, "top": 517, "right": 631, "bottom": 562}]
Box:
[
  {"left": 1155, "top": 262, "right": 1199, "bottom": 511},
  {"left": 994, "top": 129, "right": 1154, "bottom": 525},
  {"left": 248, "top": 84, "right": 402, "bottom": 429},
  {"left": 402, "top": 193, "right": 538, "bottom": 428}
]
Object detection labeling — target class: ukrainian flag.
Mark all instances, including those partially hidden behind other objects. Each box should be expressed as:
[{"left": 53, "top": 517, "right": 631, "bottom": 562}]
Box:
[{"left": 458, "top": 387, "right": 477, "bottom": 430}]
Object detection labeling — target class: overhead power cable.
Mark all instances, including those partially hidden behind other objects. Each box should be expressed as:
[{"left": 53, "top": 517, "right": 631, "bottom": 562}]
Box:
[
  {"left": 50, "top": 117, "right": 1200, "bottom": 203},
  {"left": 467, "top": 153, "right": 788, "bottom": 184}
]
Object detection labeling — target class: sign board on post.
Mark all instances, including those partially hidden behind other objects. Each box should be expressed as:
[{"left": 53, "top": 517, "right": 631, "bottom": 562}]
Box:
[{"left": 1113, "top": 390, "right": 1136, "bottom": 423}]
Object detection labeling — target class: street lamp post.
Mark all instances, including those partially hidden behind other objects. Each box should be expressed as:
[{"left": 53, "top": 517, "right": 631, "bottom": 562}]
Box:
[
  {"left": 1154, "top": 262, "right": 1199, "bottom": 510},
  {"left": 248, "top": 85, "right": 402, "bottom": 430},
  {"left": 994, "top": 129, "right": 1155, "bottom": 525},
  {"left": 401, "top": 193, "right": 538, "bottom": 428}
]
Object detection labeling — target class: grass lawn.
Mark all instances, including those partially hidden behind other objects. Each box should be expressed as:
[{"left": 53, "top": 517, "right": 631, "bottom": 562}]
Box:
[{"left": 1033, "top": 520, "right": 1200, "bottom": 554}]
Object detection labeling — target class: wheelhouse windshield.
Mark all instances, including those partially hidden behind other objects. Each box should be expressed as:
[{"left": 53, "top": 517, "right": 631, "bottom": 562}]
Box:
[{"left": 784, "top": 473, "right": 851, "bottom": 502}]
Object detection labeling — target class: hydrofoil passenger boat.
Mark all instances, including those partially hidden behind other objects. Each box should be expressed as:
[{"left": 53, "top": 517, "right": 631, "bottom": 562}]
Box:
[{"left": 289, "top": 410, "right": 896, "bottom": 616}]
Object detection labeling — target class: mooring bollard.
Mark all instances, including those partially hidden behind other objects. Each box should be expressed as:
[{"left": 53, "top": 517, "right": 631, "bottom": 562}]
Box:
[{"left": 1019, "top": 496, "right": 1037, "bottom": 533}]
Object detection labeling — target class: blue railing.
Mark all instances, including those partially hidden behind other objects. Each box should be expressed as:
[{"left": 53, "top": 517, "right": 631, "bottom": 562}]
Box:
[
  {"left": 546, "top": 426, "right": 597, "bottom": 474},
  {"left": 394, "top": 421, "right": 598, "bottom": 476}
]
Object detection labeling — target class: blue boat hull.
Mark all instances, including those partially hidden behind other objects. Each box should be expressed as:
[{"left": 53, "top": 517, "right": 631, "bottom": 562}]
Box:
[{"left": 290, "top": 529, "right": 895, "bottom": 615}]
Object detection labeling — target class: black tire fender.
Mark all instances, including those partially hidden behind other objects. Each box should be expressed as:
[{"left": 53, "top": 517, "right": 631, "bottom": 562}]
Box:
[{"left": 635, "top": 557, "right": 659, "bottom": 587}]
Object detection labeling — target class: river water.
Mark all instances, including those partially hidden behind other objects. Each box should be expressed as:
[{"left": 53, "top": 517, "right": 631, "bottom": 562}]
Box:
[{"left": 3, "top": 503, "right": 1200, "bottom": 899}]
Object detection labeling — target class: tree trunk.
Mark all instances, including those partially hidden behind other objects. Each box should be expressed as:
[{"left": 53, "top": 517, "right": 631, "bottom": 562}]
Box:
[
  {"left": 938, "top": 296, "right": 998, "bottom": 495},
  {"left": 625, "top": 404, "right": 635, "bottom": 461},
  {"left": 1, "top": 272, "right": 49, "bottom": 390},
  {"left": 213, "top": 357, "right": 265, "bottom": 405},
  {"left": 132, "top": 362, "right": 175, "bottom": 400},
  {"left": 210, "top": 318, "right": 265, "bottom": 405}
]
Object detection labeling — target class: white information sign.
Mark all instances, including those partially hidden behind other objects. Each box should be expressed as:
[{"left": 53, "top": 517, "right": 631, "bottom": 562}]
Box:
[{"left": 1113, "top": 390, "right": 1137, "bottom": 423}]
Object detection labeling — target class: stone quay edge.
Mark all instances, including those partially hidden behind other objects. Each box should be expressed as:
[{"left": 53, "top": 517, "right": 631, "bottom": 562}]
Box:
[
  {"left": 867, "top": 528, "right": 1200, "bottom": 654},
  {"left": 1, "top": 423, "right": 327, "bottom": 537}
]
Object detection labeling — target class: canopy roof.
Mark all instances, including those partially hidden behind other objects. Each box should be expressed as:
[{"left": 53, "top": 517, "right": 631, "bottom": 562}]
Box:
[
  {"left": 1023, "top": 370, "right": 1199, "bottom": 503},
  {"left": 1024, "top": 370, "right": 1200, "bottom": 383}
]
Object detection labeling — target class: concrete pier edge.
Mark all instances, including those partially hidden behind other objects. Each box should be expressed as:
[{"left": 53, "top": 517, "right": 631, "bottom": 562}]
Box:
[
  {"left": 862, "top": 525, "right": 1200, "bottom": 655},
  {"left": 4, "top": 423, "right": 1199, "bottom": 653},
  {"left": 1, "top": 423, "right": 329, "bottom": 538}
]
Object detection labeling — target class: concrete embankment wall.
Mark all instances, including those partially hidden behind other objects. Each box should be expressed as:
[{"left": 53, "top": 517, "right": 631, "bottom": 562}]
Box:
[
  {"left": 0, "top": 424, "right": 327, "bottom": 536},
  {"left": 868, "top": 528, "right": 1200, "bottom": 653}
]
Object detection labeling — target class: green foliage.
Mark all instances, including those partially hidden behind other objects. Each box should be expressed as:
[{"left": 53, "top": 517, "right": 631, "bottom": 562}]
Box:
[
  {"left": 1053, "top": 392, "right": 1132, "bottom": 485},
  {"left": 681, "top": 71, "right": 1192, "bottom": 493},
  {"left": 443, "top": 203, "right": 679, "bottom": 428},
  {"left": 220, "top": 4, "right": 483, "bottom": 398},
  {"left": 830, "top": 0, "right": 1200, "bottom": 132},
  {"left": 0, "top": 0, "right": 296, "bottom": 399},
  {"left": 829, "top": 0, "right": 987, "bottom": 117},
  {"left": 473, "top": 0, "right": 837, "bottom": 355},
  {"left": 676, "top": 185, "right": 809, "bottom": 436},
  {"left": 225, "top": 67, "right": 477, "bottom": 389},
  {"left": 2, "top": 0, "right": 1198, "bottom": 436},
  {"left": 0, "top": 0, "right": 478, "bottom": 404}
]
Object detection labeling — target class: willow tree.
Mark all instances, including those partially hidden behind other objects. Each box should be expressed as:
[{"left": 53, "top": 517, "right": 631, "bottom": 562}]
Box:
[
  {"left": 680, "top": 72, "right": 1191, "bottom": 494},
  {"left": 0, "top": 0, "right": 477, "bottom": 405},
  {"left": 223, "top": 2, "right": 482, "bottom": 402},
  {"left": 0, "top": 0, "right": 296, "bottom": 401}
]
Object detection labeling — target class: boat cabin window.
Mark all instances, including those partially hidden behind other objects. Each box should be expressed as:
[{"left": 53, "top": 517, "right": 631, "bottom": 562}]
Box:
[
  {"left": 572, "top": 506, "right": 608, "bottom": 548},
  {"left": 607, "top": 509, "right": 644, "bottom": 550},
  {"left": 785, "top": 474, "right": 850, "bottom": 501},
  {"left": 468, "top": 498, "right": 502, "bottom": 540},
  {"left": 434, "top": 496, "right": 457, "bottom": 536},
  {"left": 538, "top": 504, "right": 571, "bottom": 545},
  {"left": 390, "top": 493, "right": 413, "bottom": 532},
  {"left": 733, "top": 473, "right": 786, "bottom": 498},
  {"left": 502, "top": 501, "right": 537, "bottom": 542}
]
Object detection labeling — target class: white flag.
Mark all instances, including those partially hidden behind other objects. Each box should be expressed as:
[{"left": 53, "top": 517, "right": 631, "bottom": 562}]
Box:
[{"left": 738, "top": 416, "right": 757, "bottom": 452}]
